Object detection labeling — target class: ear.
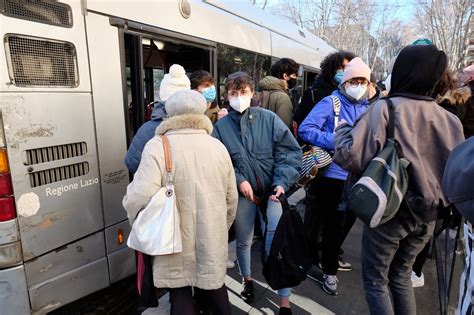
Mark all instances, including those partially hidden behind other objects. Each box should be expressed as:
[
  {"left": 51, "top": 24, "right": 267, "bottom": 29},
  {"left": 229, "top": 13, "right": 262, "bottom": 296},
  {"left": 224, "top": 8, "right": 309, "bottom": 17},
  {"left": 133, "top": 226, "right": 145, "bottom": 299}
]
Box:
[{"left": 282, "top": 73, "right": 289, "bottom": 81}]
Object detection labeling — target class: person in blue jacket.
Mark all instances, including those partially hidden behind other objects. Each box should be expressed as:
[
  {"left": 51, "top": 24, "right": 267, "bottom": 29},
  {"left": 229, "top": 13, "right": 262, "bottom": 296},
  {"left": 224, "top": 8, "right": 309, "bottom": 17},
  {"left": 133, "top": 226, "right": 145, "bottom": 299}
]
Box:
[
  {"left": 124, "top": 64, "right": 190, "bottom": 173},
  {"left": 212, "top": 72, "right": 301, "bottom": 315},
  {"left": 298, "top": 57, "right": 371, "bottom": 296}
]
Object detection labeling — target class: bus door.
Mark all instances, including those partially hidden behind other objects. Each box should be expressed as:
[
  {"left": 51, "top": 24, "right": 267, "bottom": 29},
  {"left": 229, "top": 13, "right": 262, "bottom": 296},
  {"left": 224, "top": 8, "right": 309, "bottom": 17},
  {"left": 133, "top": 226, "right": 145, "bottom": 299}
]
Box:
[{"left": 120, "top": 25, "right": 217, "bottom": 145}]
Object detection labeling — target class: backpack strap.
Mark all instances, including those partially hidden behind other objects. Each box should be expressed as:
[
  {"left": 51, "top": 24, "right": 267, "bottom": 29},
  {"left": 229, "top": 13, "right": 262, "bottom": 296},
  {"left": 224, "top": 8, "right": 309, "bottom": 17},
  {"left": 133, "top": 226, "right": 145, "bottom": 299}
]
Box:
[
  {"left": 386, "top": 98, "right": 395, "bottom": 139},
  {"left": 330, "top": 95, "right": 341, "bottom": 131}
]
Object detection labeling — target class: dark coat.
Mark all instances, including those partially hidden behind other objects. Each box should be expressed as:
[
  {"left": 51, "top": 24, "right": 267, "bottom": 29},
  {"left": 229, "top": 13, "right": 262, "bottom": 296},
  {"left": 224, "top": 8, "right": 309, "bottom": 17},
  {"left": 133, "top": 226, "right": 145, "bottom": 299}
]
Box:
[{"left": 438, "top": 85, "right": 473, "bottom": 138}]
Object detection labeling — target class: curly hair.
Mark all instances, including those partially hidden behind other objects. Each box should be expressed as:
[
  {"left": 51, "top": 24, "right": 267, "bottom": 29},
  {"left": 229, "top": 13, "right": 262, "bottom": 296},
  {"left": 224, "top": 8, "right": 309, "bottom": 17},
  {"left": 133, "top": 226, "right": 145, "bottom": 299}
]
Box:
[
  {"left": 225, "top": 71, "right": 254, "bottom": 93},
  {"left": 319, "top": 51, "right": 356, "bottom": 83},
  {"left": 270, "top": 58, "right": 299, "bottom": 79}
]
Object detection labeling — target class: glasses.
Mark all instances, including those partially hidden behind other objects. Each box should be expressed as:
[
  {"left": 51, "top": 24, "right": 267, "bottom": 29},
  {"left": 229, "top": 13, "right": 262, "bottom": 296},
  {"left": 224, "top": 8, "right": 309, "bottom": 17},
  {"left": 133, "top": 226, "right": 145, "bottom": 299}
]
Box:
[{"left": 347, "top": 78, "right": 368, "bottom": 87}]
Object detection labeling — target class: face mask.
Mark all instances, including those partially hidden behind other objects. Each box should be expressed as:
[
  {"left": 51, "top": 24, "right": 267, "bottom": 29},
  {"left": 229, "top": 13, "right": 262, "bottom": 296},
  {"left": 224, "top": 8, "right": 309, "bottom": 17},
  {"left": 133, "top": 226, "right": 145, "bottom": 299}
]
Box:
[
  {"left": 287, "top": 77, "right": 297, "bottom": 89},
  {"left": 201, "top": 86, "right": 216, "bottom": 103},
  {"left": 384, "top": 74, "right": 392, "bottom": 94},
  {"left": 346, "top": 84, "right": 368, "bottom": 101},
  {"left": 229, "top": 95, "right": 251, "bottom": 113},
  {"left": 334, "top": 70, "right": 344, "bottom": 84}
]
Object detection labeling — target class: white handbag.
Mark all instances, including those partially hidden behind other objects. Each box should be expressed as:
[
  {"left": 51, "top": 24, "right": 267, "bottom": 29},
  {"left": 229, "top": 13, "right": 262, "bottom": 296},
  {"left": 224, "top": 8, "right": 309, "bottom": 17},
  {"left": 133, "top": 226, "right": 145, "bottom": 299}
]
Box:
[{"left": 127, "top": 135, "right": 183, "bottom": 255}]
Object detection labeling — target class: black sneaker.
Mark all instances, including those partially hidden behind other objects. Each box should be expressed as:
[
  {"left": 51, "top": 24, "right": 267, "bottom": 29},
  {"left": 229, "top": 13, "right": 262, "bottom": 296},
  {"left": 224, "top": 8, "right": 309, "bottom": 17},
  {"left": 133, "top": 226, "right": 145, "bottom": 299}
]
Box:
[
  {"left": 338, "top": 257, "right": 352, "bottom": 271},
  {"left": 241, "top": 280, "right": 255, "bottom": 303},
  {"left": 279, "top": 307, "right": 292, "bottom": 315}
]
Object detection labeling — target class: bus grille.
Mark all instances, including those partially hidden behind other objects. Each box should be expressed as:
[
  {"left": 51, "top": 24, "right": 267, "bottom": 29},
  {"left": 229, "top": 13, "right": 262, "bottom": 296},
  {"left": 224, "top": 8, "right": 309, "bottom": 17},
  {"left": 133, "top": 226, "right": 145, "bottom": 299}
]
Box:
[
  {"left": 25, "top": 142, "right": 87, "bottom": 165},
  {"left": 1, "top": 0, "right": 73, "bottom": 27},
  {"left": 5, "top": 34, "right": 78, "bottom": 87},
  {"left": 29, "top": 162, "right": 89, "bottom": 187}
]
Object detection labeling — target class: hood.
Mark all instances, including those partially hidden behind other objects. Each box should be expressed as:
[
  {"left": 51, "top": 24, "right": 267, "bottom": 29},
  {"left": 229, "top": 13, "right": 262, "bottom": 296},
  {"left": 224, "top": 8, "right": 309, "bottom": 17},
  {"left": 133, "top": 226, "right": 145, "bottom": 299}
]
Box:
[
  {"left": 390, "top": 45, "right": 447, "bottom": 96},
  {"left": 258, "top": 76, "right": 287, "bottom": 92},
  {"left": 437, "top": 86, "right": 472, "bottom": 105},
  {"left": 155, "top": 113, "right": 213, "bottom": 135},
  {"left": 151, "top": 101, "right": 167, "bottom": 121}
]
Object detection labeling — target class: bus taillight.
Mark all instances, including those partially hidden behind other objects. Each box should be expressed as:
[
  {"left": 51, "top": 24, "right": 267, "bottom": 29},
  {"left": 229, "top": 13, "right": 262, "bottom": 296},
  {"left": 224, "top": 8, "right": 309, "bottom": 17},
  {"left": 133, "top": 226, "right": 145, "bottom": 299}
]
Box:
[{"left": 0, "top": 147, "right": 16, "bottom": 222}]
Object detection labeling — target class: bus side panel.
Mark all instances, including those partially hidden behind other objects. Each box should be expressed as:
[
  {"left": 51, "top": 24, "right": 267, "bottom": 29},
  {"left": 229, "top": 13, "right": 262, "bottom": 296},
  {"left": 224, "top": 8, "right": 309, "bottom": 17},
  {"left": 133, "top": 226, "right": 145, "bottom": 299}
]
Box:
[
  {"left": 271, "top": 32, "right": 325, "bottom": 70},
  {"left": 85, "top": 13, "right": 129, "bottom": 228},
  {"left": 0, "top": 265, "right": 30, "bottom": 315},
  {"left": 1, "top": 93, "right": 103, "bottom": 261}
]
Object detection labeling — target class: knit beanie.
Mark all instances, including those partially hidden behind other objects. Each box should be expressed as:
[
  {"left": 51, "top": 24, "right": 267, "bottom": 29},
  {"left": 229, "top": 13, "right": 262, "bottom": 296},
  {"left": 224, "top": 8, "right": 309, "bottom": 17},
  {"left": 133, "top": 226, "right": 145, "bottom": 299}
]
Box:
[
  {"left": 341, "top": 57, "right": 371, "bottom": 84},
  {"left": 159, "top": 64, "right": 191, "bottom": 101},
  {"left": 459, "top": 65, "right": 474, "bottom": 85},
  {"left": 165, "top": 90, "right": 207, "bottom": 117}
]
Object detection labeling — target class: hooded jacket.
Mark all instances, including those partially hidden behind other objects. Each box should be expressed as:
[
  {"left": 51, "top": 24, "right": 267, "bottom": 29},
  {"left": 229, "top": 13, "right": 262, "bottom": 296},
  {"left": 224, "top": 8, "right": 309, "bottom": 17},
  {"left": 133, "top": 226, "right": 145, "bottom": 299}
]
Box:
[
  {"left": 258, "top": 76, "right": 293, "bottom": 128},
  {"left": 123, "top": 113, "right": 237, "bottom": 290},
  {"left": 334, "top": 45, "right": 465, "bottom": 222},
  {"left": 298, "top": 89, "right": 369, "bottom": 181},
  {"left": 124, "top": 102, "right": 167, "bottom": 173},
  {"left": 212, "top": 107, "right": 301, "bottom": 194}
]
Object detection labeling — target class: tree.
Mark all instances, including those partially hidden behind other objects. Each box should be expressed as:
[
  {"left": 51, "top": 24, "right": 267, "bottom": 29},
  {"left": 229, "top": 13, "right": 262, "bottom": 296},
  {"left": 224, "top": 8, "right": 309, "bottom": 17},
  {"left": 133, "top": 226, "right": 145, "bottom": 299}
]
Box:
[{"left": 414, "top": 0, "right": 473, "bottom": 70}]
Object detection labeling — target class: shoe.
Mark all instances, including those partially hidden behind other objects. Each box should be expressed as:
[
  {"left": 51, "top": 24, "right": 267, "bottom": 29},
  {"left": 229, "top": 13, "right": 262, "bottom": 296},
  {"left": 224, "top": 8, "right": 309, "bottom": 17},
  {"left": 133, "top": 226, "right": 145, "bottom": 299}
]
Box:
[
  {"left": 411, "top": 271, "right": 425, "bottom": 288},
  {"left": 241, "top": 280, "right": 255, "bottom": 303},
  {"left": 279, "top": 307, "right": 292, "bottom": 315},
  {"left": 322, "top": 274, "right": 339, "bottom": 295},
  {"left": 227, "top": 260, "right": 235, "bottom": 269},
  {"left": 338, "top": 257, "right": 352, "bottom": 271}
]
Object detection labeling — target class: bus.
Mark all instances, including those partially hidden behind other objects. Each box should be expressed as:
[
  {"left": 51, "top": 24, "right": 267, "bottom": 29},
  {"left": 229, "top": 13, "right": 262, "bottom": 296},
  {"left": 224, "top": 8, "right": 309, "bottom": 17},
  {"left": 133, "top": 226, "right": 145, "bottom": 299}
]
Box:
[{"left": 0, "top": 0, "right": 335, "bottom": 313}]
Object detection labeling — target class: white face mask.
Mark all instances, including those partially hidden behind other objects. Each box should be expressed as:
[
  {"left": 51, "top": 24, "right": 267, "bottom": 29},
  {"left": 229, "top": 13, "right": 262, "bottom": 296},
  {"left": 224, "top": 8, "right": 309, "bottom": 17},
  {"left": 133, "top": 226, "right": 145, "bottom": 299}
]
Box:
[
  {"left": 384, "top": 74, "right": 392, "bottom": 94},
  {"left": 346, "top": 84, "right": 368, "bottom": 101},
  {"left": 229, "top": 96, "right": 251, "bottom": 113}
]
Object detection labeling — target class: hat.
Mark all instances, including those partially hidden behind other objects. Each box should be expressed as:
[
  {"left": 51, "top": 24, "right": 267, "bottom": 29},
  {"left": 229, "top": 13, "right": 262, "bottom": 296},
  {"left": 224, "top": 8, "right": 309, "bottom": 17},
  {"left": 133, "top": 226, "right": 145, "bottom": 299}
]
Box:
[
  {"left": 459, "top": 65, "right": 474, "bottom": 85},
  {"left": 341, "top": 57, "right": 371, "bottom": 84},
  {"left": 159, "top": 64, "right": 191, "bottom": 101},
  {"left": 443, "top": 137, "right": 474, "bottom": 223},
  {"left": 165, "top": 90, "right": 207, "bottom": 117}
]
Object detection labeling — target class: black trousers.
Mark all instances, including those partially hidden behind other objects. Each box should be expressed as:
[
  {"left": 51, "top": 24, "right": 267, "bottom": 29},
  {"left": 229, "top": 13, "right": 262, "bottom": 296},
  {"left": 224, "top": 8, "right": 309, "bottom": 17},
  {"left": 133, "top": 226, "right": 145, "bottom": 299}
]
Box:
[
  {"left": 304, "top": 177, "right": 348, "bottom": 275},
  {"left": 169, "top": 285, "right": 231, "bottom": 315}
]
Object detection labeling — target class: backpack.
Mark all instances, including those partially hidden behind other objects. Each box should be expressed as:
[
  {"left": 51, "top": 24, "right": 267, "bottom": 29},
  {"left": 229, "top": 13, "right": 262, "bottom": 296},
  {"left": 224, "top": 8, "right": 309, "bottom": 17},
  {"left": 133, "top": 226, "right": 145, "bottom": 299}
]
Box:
[
  {"left": 256, "top": 89, "right": 277, "bottom": 109},
  {"left": 346, "top": 99, "right": 410, "bottom": 228},
  {"left": 260, "top": 194, "right": 312, "bottom": 290}
]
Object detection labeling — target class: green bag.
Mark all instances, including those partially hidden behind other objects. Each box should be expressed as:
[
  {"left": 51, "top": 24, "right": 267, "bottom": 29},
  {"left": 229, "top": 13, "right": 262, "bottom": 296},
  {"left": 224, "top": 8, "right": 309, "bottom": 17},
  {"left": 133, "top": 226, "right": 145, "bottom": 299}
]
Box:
[{"left": 347, "top": 99, "right": 410, "bottom": 228}]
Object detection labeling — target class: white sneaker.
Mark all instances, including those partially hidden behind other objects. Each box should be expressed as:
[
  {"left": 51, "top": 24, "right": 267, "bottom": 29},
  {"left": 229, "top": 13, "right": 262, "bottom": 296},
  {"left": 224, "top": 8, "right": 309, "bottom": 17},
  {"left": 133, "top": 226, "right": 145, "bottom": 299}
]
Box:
[
  {"left": 227, "top": 260, "right": 236, "bottom": 269},
  {"left": 411, "top": 271, "right": 424, "bottom": 288}
]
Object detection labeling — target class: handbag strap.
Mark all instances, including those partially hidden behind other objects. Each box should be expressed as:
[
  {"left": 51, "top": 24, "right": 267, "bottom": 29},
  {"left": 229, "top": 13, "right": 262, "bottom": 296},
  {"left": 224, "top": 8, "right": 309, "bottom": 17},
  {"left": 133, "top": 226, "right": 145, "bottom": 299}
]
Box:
[{"left": 160, "top": 135, "right": 173, "bottom": 184}]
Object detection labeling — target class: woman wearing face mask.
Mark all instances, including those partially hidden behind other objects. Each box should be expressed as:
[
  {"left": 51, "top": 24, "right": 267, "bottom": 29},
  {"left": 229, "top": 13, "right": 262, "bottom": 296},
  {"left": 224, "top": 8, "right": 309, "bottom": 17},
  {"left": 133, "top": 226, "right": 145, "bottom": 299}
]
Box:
[
  {"left": 212, "top": 72, "right": 302, "bottom": 315},
  {"left": 190, "top": 70, "right": 228, "bottom": 124},
  {"left": 298, "top": 57, "right": 371, "bottom": 296}
]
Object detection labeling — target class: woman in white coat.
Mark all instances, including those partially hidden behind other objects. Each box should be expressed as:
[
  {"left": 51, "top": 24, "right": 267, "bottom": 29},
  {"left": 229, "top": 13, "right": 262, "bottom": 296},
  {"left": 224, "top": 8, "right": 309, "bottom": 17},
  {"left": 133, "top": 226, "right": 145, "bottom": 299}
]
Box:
[{"left": 123, "top": 90, "right": 238, "bottom": 314}]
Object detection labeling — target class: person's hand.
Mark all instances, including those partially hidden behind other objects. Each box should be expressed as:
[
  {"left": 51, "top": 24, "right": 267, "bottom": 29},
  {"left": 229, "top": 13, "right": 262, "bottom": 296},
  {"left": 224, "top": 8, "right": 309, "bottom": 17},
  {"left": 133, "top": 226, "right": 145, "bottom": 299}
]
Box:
[
  {"left": 270, "top": 186, "right": 285, "bottom": 202},
  {"left": 239, "top": 181, "right": 254, "bottom": 202},
  {"left": 217, "top": 108, "right": 228, "bottom": 120}
]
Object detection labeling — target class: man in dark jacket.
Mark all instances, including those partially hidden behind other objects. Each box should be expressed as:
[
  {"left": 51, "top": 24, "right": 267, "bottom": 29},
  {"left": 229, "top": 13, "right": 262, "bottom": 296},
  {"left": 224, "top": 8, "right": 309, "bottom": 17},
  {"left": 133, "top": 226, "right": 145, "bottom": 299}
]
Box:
[
  {"left": 458, "top": 65, "right": 474, "bottom": 138},
  {"left": 213, "top": 72, "right": 301, "bottom": 315},
  {"left": 257, "top": 58, "right": 299, "bottom": 128}
]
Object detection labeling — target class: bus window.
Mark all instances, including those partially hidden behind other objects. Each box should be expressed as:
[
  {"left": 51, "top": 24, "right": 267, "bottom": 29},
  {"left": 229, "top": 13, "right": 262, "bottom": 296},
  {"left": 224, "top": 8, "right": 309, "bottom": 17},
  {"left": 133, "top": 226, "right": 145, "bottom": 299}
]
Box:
[{"left": 217, "top": 43, "right": 271, "bottom": 106}]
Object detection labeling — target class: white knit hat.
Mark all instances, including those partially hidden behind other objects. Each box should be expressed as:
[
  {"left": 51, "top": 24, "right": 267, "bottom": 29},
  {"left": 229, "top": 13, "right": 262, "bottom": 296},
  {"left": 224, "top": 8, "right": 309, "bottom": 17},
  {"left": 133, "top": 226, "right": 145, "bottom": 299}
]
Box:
[
  {"left": 165, "top": 90, "right": 207, "bottom": 117},
  {"left": 159, "top": 64, "right": 191, "bottom": 101},
  {"left": 341, "top": 57, "right": 371, "bottom": 84}
]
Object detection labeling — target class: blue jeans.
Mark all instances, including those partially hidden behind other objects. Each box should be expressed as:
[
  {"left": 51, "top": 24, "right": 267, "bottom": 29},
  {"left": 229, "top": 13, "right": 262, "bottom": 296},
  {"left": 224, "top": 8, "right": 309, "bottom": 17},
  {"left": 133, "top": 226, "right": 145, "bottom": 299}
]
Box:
[
  {"left": 361, "top": 212, "right": 435, "bottom": 315},
  {"left": 234, "top": 195, "right": 291, "bottom": 297}
]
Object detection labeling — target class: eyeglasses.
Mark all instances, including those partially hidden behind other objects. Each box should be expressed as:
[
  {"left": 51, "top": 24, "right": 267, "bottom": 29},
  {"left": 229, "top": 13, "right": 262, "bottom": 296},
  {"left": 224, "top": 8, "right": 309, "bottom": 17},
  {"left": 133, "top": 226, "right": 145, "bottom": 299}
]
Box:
[{"left": 347, "top": 78, "right": 368, "bottom": 87}]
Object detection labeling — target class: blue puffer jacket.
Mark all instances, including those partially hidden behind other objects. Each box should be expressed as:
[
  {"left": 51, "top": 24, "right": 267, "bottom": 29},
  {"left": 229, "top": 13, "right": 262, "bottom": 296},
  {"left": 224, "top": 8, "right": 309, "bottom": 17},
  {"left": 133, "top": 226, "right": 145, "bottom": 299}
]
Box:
[
  {"left": 212, "top": 107, "right": 301, "bottom": 193},
  {"left": 124, "top": 102, "right": 167, "bottom": 173},
  {"left": 298, "top": 89, "right": 368, "bottom": 180}
]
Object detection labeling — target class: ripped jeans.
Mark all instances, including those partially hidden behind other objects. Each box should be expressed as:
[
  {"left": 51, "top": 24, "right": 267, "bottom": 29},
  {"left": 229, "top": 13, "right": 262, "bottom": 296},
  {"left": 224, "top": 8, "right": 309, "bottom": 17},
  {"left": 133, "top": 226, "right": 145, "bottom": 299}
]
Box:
[{"left": 234, "top": 195, "right": 291, "bottom": 297}]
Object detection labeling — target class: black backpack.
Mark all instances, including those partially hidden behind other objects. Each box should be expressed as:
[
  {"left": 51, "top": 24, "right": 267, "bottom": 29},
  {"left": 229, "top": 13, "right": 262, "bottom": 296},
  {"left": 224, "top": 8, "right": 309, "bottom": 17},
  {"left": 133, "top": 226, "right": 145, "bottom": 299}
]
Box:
[{"left": 260, "top": 194, "right": 312, "bottom": 290}]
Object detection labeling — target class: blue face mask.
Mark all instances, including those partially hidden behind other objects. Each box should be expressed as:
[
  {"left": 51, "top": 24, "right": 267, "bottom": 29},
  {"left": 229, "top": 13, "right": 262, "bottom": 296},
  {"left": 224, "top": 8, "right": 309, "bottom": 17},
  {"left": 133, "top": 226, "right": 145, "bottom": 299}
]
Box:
[
  {"left": 334, "top": 70, "right": 344, "bottom": 84},
  {"left": 201, "top": 86, "right": 216, "bottom": 103}
]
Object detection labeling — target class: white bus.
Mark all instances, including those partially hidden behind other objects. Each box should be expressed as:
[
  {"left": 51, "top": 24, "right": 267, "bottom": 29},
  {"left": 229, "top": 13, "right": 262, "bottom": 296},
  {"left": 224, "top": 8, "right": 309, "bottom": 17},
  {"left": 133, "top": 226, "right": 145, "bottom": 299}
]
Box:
[{"left": 0, "top": 0, "right": 335, "bottom": 313}]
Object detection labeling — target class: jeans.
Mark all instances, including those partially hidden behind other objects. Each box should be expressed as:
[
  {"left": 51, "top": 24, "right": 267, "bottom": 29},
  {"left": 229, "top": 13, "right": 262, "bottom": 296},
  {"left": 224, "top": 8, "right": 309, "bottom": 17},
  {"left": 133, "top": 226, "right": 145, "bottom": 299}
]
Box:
[
  {"left": 362, "top": 211, "right": 435, "bottom": 315},
  {"left": 234, "top": 195, "right": 291, "bottom": 297}
]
